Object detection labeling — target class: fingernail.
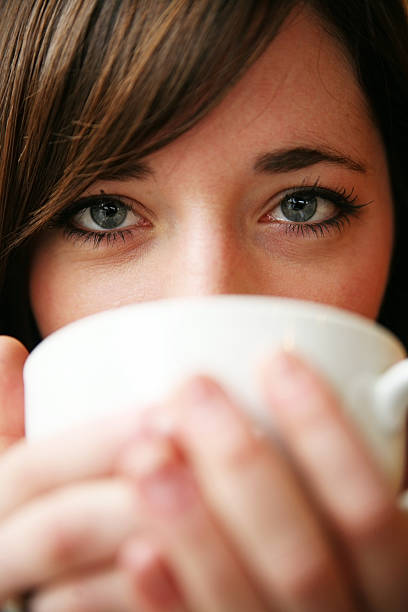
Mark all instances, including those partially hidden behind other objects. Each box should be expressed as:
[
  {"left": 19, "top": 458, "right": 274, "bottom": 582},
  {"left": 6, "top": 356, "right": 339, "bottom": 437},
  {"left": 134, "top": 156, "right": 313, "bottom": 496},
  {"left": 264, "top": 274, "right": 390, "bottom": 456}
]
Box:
[
  {"left": 121, "top": 434, "right": 196, "bottom": 515},
  {"left": 182, "top": 375, "right": 224, "bottom": 403},
  {"left": 179, "top": 376, "right": 250, "bottom": 457},
  {"left": 271, "top": 349, "right": 303, "bottom": 375},
  {"left": 180, "top": 375, "right": 234, "bottom": 429},
  {"left": 264, "top": 349, "right": 313, "bottom": 404},
  {"left": 181, "top": 376, "right": 236, "bottom": 429},
  {"left": 138, "top": 404, "right": 176, "bottom": 436},
  {"left": 273, "top": 348, "right": 309, "bottom": 376},
  {"left": 121, "top": 432, "right": 176, "bottom": 478}
]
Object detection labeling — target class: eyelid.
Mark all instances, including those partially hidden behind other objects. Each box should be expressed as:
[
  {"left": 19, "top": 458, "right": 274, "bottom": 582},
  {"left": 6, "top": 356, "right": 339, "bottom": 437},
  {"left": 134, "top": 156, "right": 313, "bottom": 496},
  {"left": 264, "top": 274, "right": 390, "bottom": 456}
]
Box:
[
  {"left": 269, "top": 182, "right": 357, "bottom": 205},
  {"left": 55, "top": 193, "right": 153, "bottom": 226},
  {"left": 260, "top": 182, "right": 363, "bottom": 217},
  {"left": 54, "top": 181, "right": 369, "bottom": 248},
  {"left": 257, "top": 181, "right": 369, "bottom": 239}
]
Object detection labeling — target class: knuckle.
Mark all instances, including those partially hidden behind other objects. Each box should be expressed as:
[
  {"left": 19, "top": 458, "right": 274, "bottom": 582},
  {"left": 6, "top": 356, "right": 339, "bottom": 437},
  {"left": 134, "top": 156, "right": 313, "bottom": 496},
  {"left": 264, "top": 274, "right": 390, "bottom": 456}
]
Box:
[
  {"left": 45, "top": 518, "right": 87, "bottom": 567},
  {"left": 63, "top": 584, "right": 99, "bottom": 612},
  {"left": 0, "top": 451, "right": 38, "bottom": 510},
  {"left": 11, "top": 458, "right": 40, "bottom": 493},
  {"left": 340, "top": 496, "right": 395, "bottom": 543},
  {"left": 223, "top": 430, "right": 266, "bottom": 470},
  {"left": 277, "top": 547, "right": 333, "bottom": 601},
  {"left": 0, "top": 336, "right": 28, "bottom": 365},
  {"left": 32, "top": 584, "right": 98, "bottom": 612}
]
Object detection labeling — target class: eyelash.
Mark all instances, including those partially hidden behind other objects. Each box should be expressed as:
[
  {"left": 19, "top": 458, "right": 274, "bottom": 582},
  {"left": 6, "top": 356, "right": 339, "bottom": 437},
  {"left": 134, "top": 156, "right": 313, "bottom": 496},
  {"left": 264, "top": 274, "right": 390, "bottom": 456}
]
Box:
[
  {"left": 53, "top": 197, "right": 146, "bottom": 248},
  {"left": 52, "top": 182, "right": 368, "bottom": 248},
  {"left": 267, "top": 182, "right": 368, "bottom": 238},
  {"left": 65, "top": 227, "right": 134, "bottom": 248}
]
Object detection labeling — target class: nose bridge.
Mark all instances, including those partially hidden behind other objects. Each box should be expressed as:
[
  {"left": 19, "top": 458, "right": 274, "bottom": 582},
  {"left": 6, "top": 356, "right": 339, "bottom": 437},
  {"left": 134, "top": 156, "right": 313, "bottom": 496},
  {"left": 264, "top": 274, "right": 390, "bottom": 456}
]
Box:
[{"left": 168, "top": 213, "right": 249, "bottom": 297}]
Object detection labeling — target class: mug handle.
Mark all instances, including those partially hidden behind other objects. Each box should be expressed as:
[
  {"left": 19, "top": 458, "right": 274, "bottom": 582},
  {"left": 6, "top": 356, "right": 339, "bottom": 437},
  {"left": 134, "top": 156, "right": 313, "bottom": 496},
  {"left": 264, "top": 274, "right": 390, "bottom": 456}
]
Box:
[{"left": 373, "top": 359, "right": 408, "bottom": 432}]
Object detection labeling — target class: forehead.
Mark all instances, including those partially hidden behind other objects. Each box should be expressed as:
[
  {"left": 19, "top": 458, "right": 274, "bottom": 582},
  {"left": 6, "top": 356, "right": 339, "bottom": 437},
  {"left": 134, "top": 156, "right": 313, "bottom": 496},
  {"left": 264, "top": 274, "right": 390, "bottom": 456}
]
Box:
[{"left": 148, "top": 7, "right": 380, "bottom": 178}]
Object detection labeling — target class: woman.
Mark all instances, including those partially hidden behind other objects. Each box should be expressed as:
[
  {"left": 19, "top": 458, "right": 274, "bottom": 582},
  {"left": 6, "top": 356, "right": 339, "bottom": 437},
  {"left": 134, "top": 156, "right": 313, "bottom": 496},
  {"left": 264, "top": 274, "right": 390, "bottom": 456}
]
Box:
[{"left": 1, "top": 0, "right": 408, "bottom": 610}]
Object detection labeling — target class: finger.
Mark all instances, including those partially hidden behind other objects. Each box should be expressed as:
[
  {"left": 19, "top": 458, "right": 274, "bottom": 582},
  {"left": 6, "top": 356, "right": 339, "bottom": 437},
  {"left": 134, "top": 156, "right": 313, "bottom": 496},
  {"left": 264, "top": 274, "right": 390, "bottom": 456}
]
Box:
[
  {"left": 168, "top": 376, "right": 356, "bottom": 612},
  {"left": 0, "top": 336, "right": 27, "bottom": 453},
  {"left": 0, "top": 478, "right": 139, "bottom": 601},
  {"left": 261, "top": 350, "right": 408, "bottom": 612},
  {"left": 0, "top": 407, "right": 153, "bottom": 520},
  {"left": 29, "top": 564, "right": 141, "bottom": 612},
  {"left": 119, "top": 433, "right": 268, "bottom": 612},
  {"left": 120, "top": 537, "right": 188, "bottom": 612}
]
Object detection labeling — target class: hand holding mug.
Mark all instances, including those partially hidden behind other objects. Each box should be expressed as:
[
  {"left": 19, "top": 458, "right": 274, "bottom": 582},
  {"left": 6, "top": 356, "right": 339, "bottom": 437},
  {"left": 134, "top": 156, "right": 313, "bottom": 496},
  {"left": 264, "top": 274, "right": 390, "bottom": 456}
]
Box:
[
  {"left": 24, "top": 296, "right": 408, "bottom": 491},
  {"left": 115, "top": 351, "right": 408, "bottom": 611},
  {"left": 2, "top": 297, "right": 408, "bottom": 610}
]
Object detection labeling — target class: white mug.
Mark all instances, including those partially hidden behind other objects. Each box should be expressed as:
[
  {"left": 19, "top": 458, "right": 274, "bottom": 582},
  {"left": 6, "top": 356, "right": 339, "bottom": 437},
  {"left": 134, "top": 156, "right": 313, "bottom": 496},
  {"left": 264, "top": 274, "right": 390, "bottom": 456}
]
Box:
[{"left": 24, "top": 295, "right": 408, "bottom": 492}]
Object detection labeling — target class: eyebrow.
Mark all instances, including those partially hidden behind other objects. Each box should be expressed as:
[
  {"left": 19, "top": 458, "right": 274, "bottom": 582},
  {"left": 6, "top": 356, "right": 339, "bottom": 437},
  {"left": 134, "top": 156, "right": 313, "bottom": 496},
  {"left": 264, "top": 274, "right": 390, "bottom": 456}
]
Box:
[
  {"left": 253, "top": 146, "right": 367, "bottom": 174},
  {"left": 99, "top": 161, "right": 154, "bottom": 182},
  {"left": 100, "top": 144, "right": 367, "bottom": 183}
]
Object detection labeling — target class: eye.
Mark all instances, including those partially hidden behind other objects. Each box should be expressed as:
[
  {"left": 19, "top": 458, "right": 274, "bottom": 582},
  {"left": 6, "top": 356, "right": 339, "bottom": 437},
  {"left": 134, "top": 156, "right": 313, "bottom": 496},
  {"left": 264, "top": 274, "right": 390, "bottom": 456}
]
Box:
[
  {"left": 71, "top": 196, "right": 149, "bottom": 231},
  {"left": 268, "top": 190, "right": 336, "bottom": 224},
  {"left": 259, "top": 184, "right": 368, "bottom": 238}
]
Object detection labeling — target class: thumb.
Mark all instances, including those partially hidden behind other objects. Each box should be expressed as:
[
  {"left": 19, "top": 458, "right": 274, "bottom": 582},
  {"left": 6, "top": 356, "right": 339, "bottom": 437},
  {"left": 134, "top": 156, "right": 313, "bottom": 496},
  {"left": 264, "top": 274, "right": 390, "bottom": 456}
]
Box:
[{"left": 0, "top": 336, "right": 28, "bottom": 453}]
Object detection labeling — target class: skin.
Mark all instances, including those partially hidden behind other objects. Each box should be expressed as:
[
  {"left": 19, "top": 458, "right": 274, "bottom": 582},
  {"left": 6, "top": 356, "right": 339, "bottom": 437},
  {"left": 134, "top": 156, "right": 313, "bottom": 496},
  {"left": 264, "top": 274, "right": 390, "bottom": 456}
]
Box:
[
  {"left": 1, "top": 7, "right": 407, "bottom": 612},
  {"left": 29, "top": 9, "right": 393, "bottom": 335}
]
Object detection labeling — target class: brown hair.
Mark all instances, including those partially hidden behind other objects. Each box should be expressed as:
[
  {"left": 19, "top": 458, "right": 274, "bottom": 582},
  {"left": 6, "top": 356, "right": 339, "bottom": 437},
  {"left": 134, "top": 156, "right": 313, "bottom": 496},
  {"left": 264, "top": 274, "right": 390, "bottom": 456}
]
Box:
[
  {"left": 1, "top": 0, "right": 408, "bottom": 349},
  {"left": 0, "top": 0, "right": 294, "bottom": 347}
]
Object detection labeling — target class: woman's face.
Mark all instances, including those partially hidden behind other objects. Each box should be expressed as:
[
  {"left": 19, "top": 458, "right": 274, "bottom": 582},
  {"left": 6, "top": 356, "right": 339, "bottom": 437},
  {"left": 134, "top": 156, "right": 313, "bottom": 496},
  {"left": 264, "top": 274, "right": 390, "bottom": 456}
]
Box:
[{"left": 30, "top": 9, "right": 394, "bottom": 338}]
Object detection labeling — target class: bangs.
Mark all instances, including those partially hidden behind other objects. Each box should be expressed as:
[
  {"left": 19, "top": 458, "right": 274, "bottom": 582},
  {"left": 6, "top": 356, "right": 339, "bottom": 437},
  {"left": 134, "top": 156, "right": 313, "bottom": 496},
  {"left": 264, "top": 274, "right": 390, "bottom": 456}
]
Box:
[{"left": 9, "top": 0, "right": 296, "bottom": 242}]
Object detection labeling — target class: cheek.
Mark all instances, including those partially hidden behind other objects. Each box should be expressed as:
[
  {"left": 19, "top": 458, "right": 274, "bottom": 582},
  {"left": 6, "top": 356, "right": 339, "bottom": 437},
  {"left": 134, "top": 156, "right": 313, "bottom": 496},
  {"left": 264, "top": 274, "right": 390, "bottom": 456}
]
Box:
[
  {"left": 268, "top": 222, "right": 393, "bottom": 319},
  {"left": 29, "top": 256, "right": 103, "bottom": 337},
  {"left": 332, "top": 212, "right": 394, "bottom": 318},
  {"left": 278, "top": 258, "right": 389, "bottom": 319},
  {"left": 29, "top": 247, "right": 140, "bottom": 337},
  {"left": 29, "top": 196, "right": 394, "bottom": 338},
  {"left": 30, "top": 239, "right": 391, "bottom": 339},
  {"left": 29, "top": 237, "right": 169, "bottom": 337},
  {"left": 253, "top": 197, "right": 393, "bottom": 319}
]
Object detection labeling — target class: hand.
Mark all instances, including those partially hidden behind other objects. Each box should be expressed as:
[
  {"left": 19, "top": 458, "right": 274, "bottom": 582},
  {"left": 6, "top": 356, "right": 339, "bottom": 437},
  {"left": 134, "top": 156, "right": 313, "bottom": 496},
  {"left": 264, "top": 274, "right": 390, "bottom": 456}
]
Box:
[
  {"left": 0, "top": 336, "right": 27, "bottom": 453},
  {"left": 0, "top": 336, "right": 154, "bottom": 611},
  {"left": 118, "top": 351, "right": 408, "bottom": 612}
]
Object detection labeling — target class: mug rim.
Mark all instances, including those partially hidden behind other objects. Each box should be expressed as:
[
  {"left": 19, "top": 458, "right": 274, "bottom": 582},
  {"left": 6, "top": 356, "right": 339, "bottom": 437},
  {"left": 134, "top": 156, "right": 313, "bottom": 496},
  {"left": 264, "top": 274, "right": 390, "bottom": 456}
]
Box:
[{"left": 26, "top": 294, "right": 406, "bottom": 364}]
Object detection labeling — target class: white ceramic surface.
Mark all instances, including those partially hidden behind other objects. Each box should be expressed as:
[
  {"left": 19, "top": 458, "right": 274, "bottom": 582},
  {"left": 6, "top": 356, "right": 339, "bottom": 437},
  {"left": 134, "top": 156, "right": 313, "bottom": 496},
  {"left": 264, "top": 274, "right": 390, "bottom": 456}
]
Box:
[{"left": 24, "top": 295, "right": 408, "bottom": 491}]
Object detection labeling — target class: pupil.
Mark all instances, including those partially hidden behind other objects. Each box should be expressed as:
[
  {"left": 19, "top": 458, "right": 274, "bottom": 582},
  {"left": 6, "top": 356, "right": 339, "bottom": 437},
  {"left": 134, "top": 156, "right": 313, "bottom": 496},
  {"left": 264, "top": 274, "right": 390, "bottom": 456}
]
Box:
[
  {"left": 90, "top": 200, "right": 127, "bottom": 229},
  {"left": 281, "top": 194, "right": 317, "bottom": 222}
]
